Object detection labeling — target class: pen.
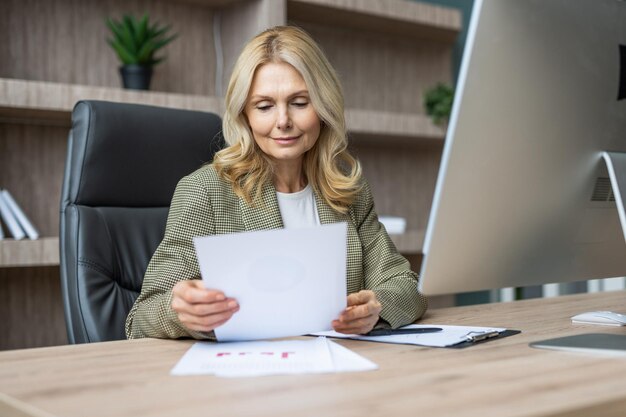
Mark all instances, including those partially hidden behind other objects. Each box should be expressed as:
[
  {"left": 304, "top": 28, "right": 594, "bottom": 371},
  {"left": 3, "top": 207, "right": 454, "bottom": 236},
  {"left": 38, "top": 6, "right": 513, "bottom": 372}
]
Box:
[{"left": 365, "top": 327, "right": 443, "bottom": 337}]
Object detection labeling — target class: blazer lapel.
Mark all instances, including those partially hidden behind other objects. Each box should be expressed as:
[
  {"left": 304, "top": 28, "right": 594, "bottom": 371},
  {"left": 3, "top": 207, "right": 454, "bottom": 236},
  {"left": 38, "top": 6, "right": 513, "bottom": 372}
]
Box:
[
  {"left": 239, "top": 183, "right": 350, "bottom": 230},
  {"left": 314, "top": 191, "right": 361, "bottom": 293},
  {"left": 314, "top": 191, "right": 348, "bottom": 225},
  {"left": 239, "top": 181, "right": 284, "bottom": 232}
]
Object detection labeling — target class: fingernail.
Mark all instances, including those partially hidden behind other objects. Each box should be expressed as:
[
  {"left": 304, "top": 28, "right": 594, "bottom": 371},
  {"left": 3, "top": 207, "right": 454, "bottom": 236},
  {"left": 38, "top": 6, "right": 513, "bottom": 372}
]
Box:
[
  {"left": 216, "top": 294, "right": 226, "bottom": 301},
  {"left": 228, "top": 301, "right": 238, "bottom": 308}
]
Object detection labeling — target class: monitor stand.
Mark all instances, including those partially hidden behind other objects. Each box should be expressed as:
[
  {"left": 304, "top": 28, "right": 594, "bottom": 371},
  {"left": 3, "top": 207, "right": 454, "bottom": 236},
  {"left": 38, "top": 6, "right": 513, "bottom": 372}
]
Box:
[
  {"left": 560, "top": 152, "right": 626, "bottom": 351},
  {"left": 602, "top": 151, "right": 626, "bottom": 242}
]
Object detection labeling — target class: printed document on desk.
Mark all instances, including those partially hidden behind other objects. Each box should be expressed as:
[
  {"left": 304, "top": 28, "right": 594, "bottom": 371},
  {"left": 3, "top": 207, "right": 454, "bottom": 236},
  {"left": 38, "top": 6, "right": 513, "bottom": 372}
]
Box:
[
  {"left": 313, "top": 324, "right": 509, "bottom": 347},
  {"left": 194, "top": 223, "right": 347, "bottom": 341},
  {"left": 171, "top": 337, "right": 377, "bottom": 377}
]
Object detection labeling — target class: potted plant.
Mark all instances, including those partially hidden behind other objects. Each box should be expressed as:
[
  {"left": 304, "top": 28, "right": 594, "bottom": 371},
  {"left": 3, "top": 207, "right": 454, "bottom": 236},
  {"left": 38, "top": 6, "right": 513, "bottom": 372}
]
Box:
[
  {"left": 106, "top": 14, "right": 178, "bottom": 90},
  {"left": 424, "top": 82, "right": 454, "bottom": 128}
]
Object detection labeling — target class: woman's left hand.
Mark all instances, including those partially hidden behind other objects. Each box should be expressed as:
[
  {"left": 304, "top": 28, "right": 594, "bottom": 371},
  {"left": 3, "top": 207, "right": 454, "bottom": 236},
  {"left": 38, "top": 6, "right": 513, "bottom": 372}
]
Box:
[{"left": 332, "top": 290, "right": 382, "bottom": 335}]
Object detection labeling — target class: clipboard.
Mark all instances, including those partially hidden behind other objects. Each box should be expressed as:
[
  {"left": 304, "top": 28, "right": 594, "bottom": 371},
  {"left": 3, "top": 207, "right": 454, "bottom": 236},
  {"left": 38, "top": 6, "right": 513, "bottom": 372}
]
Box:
[
  {"left": 447, "top": 329, "right": 521, "bottom": 349},
  {"left": 312, "top": 325, "right": 521, "bottom": 348}
]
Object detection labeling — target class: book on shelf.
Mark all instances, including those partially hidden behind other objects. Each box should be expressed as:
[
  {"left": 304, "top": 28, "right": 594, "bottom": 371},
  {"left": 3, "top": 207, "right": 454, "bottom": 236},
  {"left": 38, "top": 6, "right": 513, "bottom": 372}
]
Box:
[
  {"left": 0, "top": 189, "right": 25, "bottom": 240},
  {"left": 0, "top": 189, "right": 40, "bottom": 240}
]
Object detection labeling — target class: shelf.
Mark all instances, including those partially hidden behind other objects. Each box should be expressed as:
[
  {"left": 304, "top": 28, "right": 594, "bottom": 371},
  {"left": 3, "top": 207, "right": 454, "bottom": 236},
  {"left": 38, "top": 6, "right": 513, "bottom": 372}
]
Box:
[
  {"left": 0, "top": 78, "right": 444, "bottom": 142},
  {"left": 288, "top": 0, "right": 461, "bottom": 42},
  {"left": 346, "top": 109, "right": 445, "bottom": 145},
  {"left": 0, "top": 237, "right": 59, "bottom": 267},
  {"left": 168, "top": 0, "right": 249, "bottom": 7},
  {"left": 0, "top": 78, "right": 224, "bottom": 127},
  {"left": 389, "top": 229, "right": 424, "bottom": 255},
  {"left": 0, "top": 232, "right": 420, "bottom": 267}
]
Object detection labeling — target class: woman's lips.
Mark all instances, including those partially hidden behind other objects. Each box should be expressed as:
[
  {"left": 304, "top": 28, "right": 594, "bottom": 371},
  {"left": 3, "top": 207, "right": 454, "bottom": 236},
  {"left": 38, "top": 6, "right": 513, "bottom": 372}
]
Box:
[{"left": 272, "top": 135, "right": 301, "bottom": 144}]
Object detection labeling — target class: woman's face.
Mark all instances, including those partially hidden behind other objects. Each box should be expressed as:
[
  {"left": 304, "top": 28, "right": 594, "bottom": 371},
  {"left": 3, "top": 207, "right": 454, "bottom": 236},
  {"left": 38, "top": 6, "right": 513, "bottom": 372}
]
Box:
[{"left": 244, "top": 62, "right": 321, "bottom": 169}]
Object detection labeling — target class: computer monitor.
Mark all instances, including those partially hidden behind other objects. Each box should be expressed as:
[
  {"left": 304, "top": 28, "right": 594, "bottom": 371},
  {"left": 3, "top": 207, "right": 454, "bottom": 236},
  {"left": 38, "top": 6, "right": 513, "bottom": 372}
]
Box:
[{"left": 419, "top": 0, "right": 626, "bottom": 296}]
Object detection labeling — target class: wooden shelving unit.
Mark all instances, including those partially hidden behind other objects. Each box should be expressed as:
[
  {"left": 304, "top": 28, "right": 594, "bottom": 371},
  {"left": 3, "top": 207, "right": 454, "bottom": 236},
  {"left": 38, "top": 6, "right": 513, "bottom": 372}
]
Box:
[
  {"left": 0, "top": 237, "right": 59, "bottom": 267},
  {"left": 0, "top": 78, "right": 225, "bottom": 126},
  {"left": 0, "top": 232, "right": 423, "bottom": 268},
  {"left": 172, "top": 0, "right": 248, "bottom": 6},
  {"left": 288, "top": 0, "right": 461, "bottom": 41},
  {"left": 346, "top": 109, "right": 445, "bottom": 144},
  {"left": 0, "top": 78, "right": 444, "bottom": 144},
  {"left": 0, "top": 0, "right": 460, "bottom": 349}
]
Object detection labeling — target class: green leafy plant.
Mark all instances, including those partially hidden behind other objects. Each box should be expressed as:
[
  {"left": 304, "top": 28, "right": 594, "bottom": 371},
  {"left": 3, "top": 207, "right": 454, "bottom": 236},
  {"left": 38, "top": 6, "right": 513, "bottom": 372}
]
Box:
[
  {"left": 106, "top": 14, "right": 177, "bottom": 67},
  {"left": 424, "top": 83, "right": 454, "bottom": 126}
]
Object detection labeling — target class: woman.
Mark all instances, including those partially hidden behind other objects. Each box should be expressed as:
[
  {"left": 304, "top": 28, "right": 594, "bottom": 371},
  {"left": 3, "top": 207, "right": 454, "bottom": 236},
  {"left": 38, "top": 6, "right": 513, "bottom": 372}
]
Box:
[{"left": 126, "top": 26, "right": 427, "bottom": 340}]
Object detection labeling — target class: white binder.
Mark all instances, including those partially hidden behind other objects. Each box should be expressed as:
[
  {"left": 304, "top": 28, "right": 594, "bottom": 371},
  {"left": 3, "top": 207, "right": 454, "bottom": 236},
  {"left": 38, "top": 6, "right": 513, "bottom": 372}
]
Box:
[
  {"left": 0, "top": 190, "right": 25, "bottom": 240},
  {"left": 1, "top": 189, "right": 39, "bottom": 240}
]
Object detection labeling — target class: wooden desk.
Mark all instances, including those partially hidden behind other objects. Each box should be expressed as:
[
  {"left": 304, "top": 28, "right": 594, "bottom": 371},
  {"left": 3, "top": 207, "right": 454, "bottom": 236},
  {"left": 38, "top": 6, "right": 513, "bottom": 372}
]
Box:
[{"left": 1, "top": 291, "right": 625, "bottom": 417}]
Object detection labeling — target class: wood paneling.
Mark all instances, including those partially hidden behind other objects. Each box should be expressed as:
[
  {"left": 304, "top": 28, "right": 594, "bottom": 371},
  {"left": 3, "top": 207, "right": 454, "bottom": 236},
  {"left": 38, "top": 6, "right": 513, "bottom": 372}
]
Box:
[
  {"left": 220, "top": 0, "right": 287, "bottom": 93},
  {"left": 0, "top": 0, "right": 217, "bottom": 95},
  {"left": 0, "top": 267, "right": 66, "bottom": 350},
  {"left": 291, "top": 20, "right": 454, "bottom": 114},
  {"left": 353, "top": 142, "right": 443, "bottom": 232},
  {"left": 288, "top": 0, "right": 461, "bottom": 42},
  {"left": 0, "top": 123, "right": 67, "bottom": 237}
]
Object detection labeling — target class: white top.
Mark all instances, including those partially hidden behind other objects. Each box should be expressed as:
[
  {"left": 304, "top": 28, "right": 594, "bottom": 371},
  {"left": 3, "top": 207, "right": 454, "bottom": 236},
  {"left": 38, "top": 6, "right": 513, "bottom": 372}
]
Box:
[{"left": 276, "top": 184, "right": 321, "bottom": 229}]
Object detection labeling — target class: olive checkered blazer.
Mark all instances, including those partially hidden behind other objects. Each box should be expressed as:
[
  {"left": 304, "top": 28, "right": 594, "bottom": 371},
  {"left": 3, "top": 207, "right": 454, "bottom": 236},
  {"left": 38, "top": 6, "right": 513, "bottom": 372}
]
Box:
[{"left": 126, "top": 164, "right": 427, "bottom": 340}]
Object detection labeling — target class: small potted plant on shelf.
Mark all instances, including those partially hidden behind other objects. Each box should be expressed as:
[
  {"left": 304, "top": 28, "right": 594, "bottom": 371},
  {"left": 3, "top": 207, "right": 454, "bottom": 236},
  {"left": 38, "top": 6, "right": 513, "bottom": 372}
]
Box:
[
  {"left": 424, "top": 82, "right": 455, "bottom": 128},
  {"left": 106, "top": 14, "right": 178, "bottom": 91}
]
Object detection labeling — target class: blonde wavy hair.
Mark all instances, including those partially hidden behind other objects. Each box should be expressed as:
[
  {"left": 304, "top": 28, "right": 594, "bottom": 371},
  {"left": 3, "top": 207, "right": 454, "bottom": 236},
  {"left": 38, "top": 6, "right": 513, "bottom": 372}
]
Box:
[{"left": 213, "top": 25, "right": 362, "bottom": 214}]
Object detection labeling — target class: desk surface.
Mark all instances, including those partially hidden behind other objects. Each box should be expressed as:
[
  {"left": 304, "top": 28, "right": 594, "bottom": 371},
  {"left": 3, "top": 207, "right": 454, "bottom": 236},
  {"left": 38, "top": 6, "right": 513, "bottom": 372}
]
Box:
[{"left": 1, "top": 291, "right": 626, "bottom": 417}]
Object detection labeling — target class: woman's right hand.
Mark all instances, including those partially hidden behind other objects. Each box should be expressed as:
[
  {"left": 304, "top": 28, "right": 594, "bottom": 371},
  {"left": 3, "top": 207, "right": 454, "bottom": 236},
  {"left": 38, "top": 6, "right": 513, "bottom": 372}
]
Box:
[{"left": 171, "top": 280, "right": 239, "bottom": 333}]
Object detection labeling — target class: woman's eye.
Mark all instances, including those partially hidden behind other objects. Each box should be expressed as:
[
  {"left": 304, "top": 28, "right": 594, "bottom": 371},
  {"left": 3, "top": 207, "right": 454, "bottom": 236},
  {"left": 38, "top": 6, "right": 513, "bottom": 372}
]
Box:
[
  {"left": 292, "top": 101, "right": 308, "bottom": 108},
  {"left": 256, "top": 104, "right": 272, "bottom": 111}
]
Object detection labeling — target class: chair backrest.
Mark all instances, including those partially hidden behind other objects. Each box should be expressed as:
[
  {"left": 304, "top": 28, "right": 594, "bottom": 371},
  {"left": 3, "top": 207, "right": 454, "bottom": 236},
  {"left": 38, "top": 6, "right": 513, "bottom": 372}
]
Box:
[{"left": 60, "top": 100, "right": 223, "bottom": 344}]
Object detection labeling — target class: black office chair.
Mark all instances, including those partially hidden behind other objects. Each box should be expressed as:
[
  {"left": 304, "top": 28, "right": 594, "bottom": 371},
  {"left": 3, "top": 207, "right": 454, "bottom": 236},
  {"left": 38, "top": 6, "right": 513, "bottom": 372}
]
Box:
[{"left": 59, "top": 100, "right": 223, "bottom": 344}]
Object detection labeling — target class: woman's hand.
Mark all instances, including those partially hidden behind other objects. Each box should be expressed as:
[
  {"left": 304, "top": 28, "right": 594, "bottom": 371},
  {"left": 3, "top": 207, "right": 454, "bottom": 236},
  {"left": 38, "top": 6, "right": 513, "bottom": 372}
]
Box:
[
  {"left": 171, "top": 280, "right": 239, "bottom": 333},
  {"left": 332, "top": 290, "right": 382, "bottom": 335}
]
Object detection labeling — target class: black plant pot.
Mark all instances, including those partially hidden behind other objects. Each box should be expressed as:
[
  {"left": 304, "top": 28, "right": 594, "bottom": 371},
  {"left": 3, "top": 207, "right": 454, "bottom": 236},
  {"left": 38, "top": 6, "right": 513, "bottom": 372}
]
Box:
[{"left": 119, "top": 65, "right": 153, "bottom": 90}]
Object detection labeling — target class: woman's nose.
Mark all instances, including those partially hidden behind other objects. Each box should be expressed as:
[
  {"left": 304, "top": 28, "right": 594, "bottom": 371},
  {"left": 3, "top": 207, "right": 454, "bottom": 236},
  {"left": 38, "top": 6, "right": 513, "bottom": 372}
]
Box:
[{"left": 276, "top": 107, "right": 292, "bottom": 130}]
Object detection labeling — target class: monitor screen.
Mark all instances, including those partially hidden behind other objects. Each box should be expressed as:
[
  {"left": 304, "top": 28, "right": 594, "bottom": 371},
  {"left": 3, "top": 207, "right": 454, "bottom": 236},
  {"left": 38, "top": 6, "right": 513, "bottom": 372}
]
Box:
[{"left": 419, "top": 0, "right": 626, "bottom": 295}]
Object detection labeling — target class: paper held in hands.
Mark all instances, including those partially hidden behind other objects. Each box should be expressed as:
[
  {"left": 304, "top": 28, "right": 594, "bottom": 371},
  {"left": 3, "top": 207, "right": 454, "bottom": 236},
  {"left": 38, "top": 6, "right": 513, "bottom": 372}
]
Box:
[{"left": 193, "top": 223, "right": 348, "bottom": 341}]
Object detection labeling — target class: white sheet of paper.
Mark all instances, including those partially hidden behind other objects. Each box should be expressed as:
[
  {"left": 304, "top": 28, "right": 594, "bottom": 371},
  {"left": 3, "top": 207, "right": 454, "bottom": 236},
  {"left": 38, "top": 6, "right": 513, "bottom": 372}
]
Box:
[
  {"left": 170, "top": 337, "right": 377, "bottom": 377},
  {"left": 327, "top": 339, "right": 378, "bottom": 373},
  {"left": 194, "top": 223, "right": 347, "bottom": 341},
  {"left": 313, "top": 324, "right": 507, "bottom": 347}
]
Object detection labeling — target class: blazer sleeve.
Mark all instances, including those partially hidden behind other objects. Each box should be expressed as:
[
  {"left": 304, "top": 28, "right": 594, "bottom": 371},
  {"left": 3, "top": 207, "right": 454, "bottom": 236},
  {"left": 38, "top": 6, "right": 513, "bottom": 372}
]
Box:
[
  {"left": 125, "top": 173, "right": 216, "bottom": 340},
  {"left": 351, "top": 180, "right": 428, "bottom": 328}
]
